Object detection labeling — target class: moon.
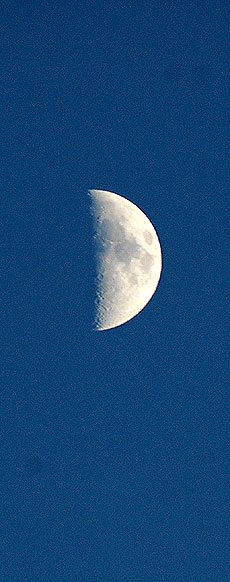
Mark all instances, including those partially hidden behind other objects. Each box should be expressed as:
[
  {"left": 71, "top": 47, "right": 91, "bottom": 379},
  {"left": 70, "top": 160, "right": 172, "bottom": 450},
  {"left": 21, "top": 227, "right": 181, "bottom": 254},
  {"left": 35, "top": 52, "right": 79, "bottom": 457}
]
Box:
[{"left": 89, "top": 189, "right": 162, "bottom": 331}]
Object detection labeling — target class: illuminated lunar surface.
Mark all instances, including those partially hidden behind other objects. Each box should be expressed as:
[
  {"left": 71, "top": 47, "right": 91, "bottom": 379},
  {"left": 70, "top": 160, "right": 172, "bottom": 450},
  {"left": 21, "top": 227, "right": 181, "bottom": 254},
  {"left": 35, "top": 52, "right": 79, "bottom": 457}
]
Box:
[{"left": 89, "top": 189, "right": 162, "bottom": 331}]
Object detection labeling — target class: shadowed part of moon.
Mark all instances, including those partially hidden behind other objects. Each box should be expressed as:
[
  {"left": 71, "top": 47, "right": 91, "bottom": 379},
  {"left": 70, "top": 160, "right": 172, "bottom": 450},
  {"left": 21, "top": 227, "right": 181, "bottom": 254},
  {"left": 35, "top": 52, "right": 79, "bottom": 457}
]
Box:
[{"left": 24, "top": 457, "right": 44, "bottom": 475}]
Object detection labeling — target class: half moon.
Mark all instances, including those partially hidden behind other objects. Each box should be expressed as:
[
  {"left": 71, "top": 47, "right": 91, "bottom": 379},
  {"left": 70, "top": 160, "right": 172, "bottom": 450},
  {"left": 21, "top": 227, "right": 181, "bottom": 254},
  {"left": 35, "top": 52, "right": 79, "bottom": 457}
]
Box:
[{"left": 89, "top": 189, "right": 162, "bottom": 331}]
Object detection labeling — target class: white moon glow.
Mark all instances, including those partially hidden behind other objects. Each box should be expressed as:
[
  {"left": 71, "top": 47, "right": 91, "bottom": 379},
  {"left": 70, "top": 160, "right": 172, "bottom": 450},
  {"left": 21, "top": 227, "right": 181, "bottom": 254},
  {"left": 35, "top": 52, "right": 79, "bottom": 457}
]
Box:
[{"left": 89, "top": 189, "right": 162, "bottom": 331}]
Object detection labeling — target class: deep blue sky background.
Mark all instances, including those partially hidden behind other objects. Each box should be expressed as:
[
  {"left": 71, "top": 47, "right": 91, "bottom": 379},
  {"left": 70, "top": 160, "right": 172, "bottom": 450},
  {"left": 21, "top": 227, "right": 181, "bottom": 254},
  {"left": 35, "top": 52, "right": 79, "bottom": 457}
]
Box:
[{"left": 1, "top": 1, "right": 229, "bottom": 580}]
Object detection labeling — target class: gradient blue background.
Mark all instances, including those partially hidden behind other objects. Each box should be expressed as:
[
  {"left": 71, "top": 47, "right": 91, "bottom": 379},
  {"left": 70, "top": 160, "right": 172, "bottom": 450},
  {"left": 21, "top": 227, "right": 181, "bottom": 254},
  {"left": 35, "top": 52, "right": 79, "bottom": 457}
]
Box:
[{"left": 1, "top": 1, "right": 229, "bottom": 580}]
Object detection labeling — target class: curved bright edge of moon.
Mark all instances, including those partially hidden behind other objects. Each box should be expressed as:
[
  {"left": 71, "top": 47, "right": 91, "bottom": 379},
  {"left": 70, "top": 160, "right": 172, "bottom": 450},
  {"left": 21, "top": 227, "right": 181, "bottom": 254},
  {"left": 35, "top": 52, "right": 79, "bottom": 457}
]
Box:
[{"left": 89, "top": 189, "right": 162, "bottom": 331}]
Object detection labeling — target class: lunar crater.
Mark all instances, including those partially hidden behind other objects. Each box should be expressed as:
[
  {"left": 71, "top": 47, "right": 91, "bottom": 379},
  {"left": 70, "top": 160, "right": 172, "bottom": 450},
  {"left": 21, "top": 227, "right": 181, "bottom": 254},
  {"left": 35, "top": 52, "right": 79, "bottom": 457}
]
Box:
[{"left": 143, "top": 230, "right": 153, "bottom": 245}]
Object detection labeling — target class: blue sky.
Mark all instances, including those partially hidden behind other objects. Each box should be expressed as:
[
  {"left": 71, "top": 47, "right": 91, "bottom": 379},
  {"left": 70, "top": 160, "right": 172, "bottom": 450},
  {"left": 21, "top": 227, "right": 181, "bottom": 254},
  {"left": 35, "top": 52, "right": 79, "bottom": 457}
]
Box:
[{"left": 1, "top": 1, "right": 229, "bottom": 580}]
